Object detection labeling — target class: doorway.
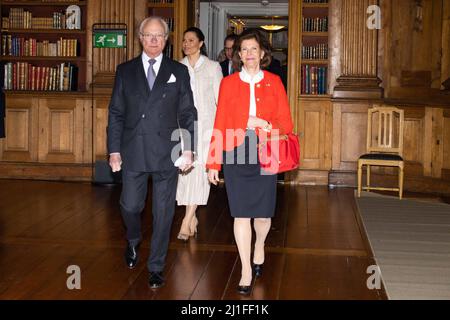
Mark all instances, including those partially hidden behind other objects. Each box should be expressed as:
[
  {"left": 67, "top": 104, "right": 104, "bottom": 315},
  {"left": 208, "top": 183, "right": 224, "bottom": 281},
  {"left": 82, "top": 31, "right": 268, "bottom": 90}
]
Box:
[{"left": 198, "top": 1, "right": 289, "bottom": 63}]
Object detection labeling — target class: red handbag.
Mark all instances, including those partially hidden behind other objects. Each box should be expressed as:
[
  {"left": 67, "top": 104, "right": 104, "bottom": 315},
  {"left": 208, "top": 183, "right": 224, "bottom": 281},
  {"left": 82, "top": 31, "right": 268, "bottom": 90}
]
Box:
[{"left": 258, "top": 133, "right": 300, "bottom": 174}]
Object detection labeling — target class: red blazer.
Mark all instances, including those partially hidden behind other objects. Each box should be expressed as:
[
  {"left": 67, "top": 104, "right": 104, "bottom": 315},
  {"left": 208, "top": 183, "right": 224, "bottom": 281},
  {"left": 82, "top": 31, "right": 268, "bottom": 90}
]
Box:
[{"left": 206, "top": 70, "right": 294, "bottom": 171}]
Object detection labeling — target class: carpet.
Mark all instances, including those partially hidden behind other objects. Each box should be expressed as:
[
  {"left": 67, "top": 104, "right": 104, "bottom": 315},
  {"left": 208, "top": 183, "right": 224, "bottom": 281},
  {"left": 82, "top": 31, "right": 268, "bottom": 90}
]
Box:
[{"left": 355, "top": 191, "right": 450, "bottom": 300}]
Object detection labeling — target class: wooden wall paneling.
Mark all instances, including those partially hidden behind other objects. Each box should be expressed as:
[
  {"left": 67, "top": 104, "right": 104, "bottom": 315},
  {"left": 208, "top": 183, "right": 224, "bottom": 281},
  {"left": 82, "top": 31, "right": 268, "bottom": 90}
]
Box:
[
  {"left": 174, "top": 0, "right": 188, "bottom": 61},
  {"left": 0, "top": 97, "right": 39, "bottom": 162},
  {"left": 298, "top": 99, "right": 332, "bottom": 170},
  {"left": 410, "top": 0, "right": 433, "bottom": 73},
  {"left": 324, "top": 101, "right": 333, "bottom": 171},
  {"left": 443, "top": 0, "right": 450, "bottom": 87},
  {"left": 92, "top": 0, "right": 136, "bottom": 84},
  {"left": 424, "top": 107, "right": 435, "bottom": 177},
  {"left": 430, "top": 107, "right": 444, "bottom": 178},
  {"left": 83, "top": 99, "right": 93, "bottom": 164},
  {"left": 86, "top": 0, "right": 95, "bottom": 90},
  {"left": 287, "top": 0, "right": 301, "bottom": 132},
  {"left": 328, "top": 0, "right": 341, "bottom": 97},
  {"left": 332, "top": 102, "right": 370, "bottom": 172},
  {"left": 424, "top": 107, "right": 448, "bottom": 179},
  {"left": 387, "top": 0, "right": 410, "bottom": 95},
  {"left": 380, "top": 0, "right": 392, "bottom": 98},
  {"left": 333, "top": 0, "right": 382, "bottom": 99},
  {"left": 134, "top": 0, "right": 146, "bottom": 58},
  {"left": 301, "top": 104, "right": 321, "bottom": 169},
  {"left": 393, "top": 1, "right": 415, "bottom": 86},
  {"left": 94, "top": 98, "right": 111, "bottom": 162},
  {"left": 442, "top": 109, "right": 450, "bottom": 179},
  {"left": 386, "top": 0, "right": 448, "bottom": 100},
  {"left": 38, "top": 99, "right": 84, "bottom": 164},
  {"left": 402, "top": 107, "right": 426, "bottom": 177},
  {"left": 431, "top": 0, "right": 444, "bottom": 89},
  {"left": 187, "top": 0, "right": 199, "bottom": 28}
]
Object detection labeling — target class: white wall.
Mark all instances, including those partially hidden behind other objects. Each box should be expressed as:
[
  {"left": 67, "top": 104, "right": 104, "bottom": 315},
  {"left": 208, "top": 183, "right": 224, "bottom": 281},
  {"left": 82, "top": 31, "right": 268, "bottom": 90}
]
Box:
[{"left": 199, "top": 3, "right": 227, "bottom": 59}]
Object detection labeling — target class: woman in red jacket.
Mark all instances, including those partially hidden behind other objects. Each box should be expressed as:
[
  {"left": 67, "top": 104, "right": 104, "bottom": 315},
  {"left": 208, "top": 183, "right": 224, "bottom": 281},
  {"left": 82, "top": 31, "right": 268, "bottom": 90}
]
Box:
[{"left": 206, "top": 29, "right": 293, "bottom": 295}]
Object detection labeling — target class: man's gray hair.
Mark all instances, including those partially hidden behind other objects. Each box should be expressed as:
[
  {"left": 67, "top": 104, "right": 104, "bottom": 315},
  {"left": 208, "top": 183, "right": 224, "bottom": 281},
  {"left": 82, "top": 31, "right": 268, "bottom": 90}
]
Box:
[{"left": 139, "top": 17, "right": 169, "bottom": 40}]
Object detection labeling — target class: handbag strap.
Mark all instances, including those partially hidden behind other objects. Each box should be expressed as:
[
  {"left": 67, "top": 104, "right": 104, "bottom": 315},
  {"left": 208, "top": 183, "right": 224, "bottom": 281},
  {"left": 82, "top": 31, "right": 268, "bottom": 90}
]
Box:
[
  {"left": 266, "top": 134, "right": 289, "bottom": 141},
  {"left": 257, "top": 134, "right": 289, "bottom": 153}
]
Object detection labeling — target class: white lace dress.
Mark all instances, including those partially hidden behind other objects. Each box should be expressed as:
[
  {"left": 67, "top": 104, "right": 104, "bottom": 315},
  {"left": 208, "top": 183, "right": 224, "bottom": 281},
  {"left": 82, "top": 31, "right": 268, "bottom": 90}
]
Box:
[{"left": 176, "top": 55, "right": 223, "bottom": 205}]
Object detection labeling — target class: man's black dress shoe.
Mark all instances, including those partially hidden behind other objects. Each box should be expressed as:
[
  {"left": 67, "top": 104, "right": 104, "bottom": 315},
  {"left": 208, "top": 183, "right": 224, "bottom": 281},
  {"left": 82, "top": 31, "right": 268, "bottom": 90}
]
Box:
[
  {"left": 124, "top": 243, "right": 139, "bottom": 269},
  {"left": 237, "top": 285, "right": 251, "bottom": 295},
  {"left": 253, "top": 263, "right": 263, "bottom": 278},
  {"left": 149, "top": 272, "right": 165, "bottom": 289}
]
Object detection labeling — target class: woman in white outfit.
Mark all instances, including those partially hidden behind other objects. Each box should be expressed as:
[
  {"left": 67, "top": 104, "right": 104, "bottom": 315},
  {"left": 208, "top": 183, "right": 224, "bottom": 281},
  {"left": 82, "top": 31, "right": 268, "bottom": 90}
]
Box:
[{"left": 176, "top": 27, "right": 223, "bottom": 240}]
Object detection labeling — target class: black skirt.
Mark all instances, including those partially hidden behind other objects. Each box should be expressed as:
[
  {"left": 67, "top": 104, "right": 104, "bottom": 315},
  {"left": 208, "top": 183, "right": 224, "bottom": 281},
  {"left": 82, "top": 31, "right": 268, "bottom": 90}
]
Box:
[{"left": 223, "top": 130, "right": 277, "bottom": 218}]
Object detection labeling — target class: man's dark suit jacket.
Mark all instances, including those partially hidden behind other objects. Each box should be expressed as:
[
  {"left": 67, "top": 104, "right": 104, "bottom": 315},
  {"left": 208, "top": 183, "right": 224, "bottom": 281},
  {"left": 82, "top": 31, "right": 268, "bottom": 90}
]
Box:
[
  {"left": 220, "top": 59, "right": 232, "bottom": 77},
  {"left": 107, "top": 55, "right": 197, "bottom": 172},
  {"left": 266, "top": 58, "right": 283, "bottom": 80}
]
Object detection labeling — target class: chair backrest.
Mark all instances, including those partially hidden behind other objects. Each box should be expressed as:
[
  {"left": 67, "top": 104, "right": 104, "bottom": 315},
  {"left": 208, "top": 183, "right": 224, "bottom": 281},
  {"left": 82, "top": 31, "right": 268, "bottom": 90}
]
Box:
[{"left": 367, "top": 105, "right": 404, "bottom": 156}]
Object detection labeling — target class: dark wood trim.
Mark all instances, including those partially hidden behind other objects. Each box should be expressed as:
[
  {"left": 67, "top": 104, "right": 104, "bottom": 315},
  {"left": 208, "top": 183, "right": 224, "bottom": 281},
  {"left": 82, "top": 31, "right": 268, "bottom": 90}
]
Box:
[
  {"left": 288, "top": 169, "right": 329, "bottom": 185},
  {"left": 0, "top": 57, "right": 87, "bottom": 62},
  {"left": 5, "top": 91, "right": 91, "bottom": 98},
  {"left": 1, "top": 29, "right": 86, "bottom": 34},
  {"left": 0, "top": 162, "right": 92, "bottom": 181}
]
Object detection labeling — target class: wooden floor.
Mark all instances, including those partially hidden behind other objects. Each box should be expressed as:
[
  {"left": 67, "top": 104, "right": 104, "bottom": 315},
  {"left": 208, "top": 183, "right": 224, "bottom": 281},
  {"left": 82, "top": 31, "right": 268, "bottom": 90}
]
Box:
[{"left": 0, "top": 179, "right": 389, "bottom": 300}]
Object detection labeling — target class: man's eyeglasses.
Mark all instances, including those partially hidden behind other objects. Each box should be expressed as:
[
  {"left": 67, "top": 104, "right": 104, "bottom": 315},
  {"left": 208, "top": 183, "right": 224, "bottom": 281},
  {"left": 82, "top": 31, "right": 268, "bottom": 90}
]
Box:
[
  {"left": 140, "top": 33, "right": 165, "bottom": 40},
  {"left": 224, "top": 47, "right": 233, "bottom": 51}
]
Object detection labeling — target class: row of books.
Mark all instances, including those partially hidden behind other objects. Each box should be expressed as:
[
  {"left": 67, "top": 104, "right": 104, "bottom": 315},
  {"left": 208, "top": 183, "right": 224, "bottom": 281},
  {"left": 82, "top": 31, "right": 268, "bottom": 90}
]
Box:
[
  {"left": 302, "top": 44, "right": 328, "bottom": 60},
  {"left": 163, "top": 18, "right": 174, "bottom": 32},
  {"left": 303, "top": 0, "right": 328, "bottom": 3},
  {"left": 3, "top": 61, "right": 78, "bottom": 91},
  {"left": 301, "top": 65, "right": 327, "bottom": 95},
  {"left": 2, "top": 35, "right": 79, "bottom": 57},
  {"left": 164, "top": 44, "right": 173, "bottom": 59},
  {"left": 149, "top": 0, "right": 174, "bottom": 3},
  {"left": 302, "top": 17, "right": 328, "bottom": 32},
  {"left": 3, "top": 9, "right": 78, "bottom": 30}
]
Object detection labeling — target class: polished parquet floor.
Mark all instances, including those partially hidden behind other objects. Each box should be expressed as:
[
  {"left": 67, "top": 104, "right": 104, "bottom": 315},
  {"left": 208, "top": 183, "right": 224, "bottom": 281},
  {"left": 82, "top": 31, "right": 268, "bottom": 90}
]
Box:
[{"left": 0, "top": 179, "right": 388, "bottom": 300}]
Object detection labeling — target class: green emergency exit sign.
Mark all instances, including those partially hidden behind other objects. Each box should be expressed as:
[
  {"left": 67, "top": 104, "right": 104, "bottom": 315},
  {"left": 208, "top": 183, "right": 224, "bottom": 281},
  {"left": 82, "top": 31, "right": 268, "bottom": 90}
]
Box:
[{"left": 93, "top": 32, "right": 126, "bottom": 48}]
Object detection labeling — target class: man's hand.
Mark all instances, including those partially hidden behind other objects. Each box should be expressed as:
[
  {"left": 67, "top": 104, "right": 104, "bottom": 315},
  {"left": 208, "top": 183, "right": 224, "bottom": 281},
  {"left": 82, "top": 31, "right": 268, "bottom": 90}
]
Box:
[
  {"left": 109, "top": 153, "right": 122, "bottom": 172},
  {"left": 208, "top": 169, "right": 220, "bottom": 185},
  {"left": 179, "top": 150, "right": 194, "bottom": 172}
]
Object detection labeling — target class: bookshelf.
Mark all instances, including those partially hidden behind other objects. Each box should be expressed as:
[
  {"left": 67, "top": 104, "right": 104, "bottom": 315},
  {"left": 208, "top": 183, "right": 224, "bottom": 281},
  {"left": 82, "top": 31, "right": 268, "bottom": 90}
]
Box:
[
  {"left": 0, "top": 0, "right": 88, "bottom": 92},
  {"left": 147, "top": 0, "right": 175, "bottom": 59},
  {"left": 300, "top": 0, "right": 329, "bottom": 96}
]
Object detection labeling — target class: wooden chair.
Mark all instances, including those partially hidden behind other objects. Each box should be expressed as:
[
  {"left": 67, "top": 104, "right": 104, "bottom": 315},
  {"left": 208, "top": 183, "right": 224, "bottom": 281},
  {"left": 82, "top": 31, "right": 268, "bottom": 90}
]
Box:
[{"left": 357, "top": 106, "right": 404, "bottom": 199}]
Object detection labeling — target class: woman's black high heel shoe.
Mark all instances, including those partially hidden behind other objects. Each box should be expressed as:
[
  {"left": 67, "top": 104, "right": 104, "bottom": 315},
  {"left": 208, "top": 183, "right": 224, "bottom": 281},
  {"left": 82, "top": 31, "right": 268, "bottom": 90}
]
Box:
[
  {"left": 237, "top": 285, "right": 251, "bottom": 295},
  {"left": 253, "top": 263, "right": 263, "bottom": 278}
]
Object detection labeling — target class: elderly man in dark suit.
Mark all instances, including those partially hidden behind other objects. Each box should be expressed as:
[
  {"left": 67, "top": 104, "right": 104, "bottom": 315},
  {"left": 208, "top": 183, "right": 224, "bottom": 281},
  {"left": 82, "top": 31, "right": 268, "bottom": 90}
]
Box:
[{"left": 107, "top": 17, "right": 197, "bottom": 289}]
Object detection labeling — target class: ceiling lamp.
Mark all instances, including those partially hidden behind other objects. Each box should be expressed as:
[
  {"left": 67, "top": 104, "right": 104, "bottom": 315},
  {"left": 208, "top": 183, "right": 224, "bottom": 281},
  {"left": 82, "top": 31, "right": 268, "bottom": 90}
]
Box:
[
  {"left": 260, "top": 1, "right": 284, "bottom": 31},
  {"left": 260, "top": 24, "right": 285, "bottom": 31}
]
